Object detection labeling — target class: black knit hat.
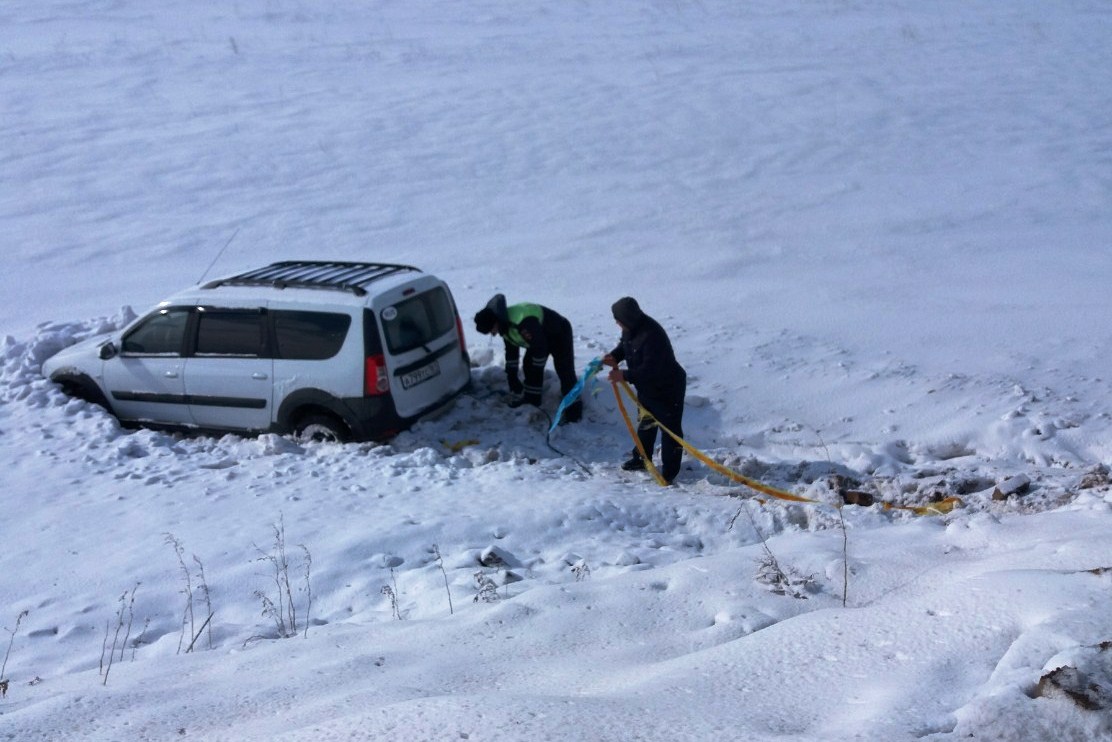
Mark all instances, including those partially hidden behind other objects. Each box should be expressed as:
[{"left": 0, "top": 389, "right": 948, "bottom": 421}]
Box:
[
  {"left": 474, "top": 307, "right": 497, "bottom": 334},
  {"left": 475, "top": 293, "right": 509, "bottom": 335}
]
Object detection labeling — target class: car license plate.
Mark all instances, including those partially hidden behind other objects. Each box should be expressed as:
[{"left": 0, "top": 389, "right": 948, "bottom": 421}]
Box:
[{"left": 400, "top": 360, "right": 440, "bottom": 389}]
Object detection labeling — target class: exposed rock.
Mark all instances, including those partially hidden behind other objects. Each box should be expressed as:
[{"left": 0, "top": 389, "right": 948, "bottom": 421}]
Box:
[
  {"left": 1078, "top": 464, "right": 1110, "bottom": 490},
  {"left": 1033, "top": 665, "right": 1112, "bottom": 711},
  {"left": 1030, "top": 642, "right": 1112, "bottom": 711},
  {"left": 827, "top": 474, "right": 874, "bottom": 506},
  {"left": 479, "top": 545, "right": 522, "bottom": 569},
  {"left": 992, "top": 474, "right": 1031, "bottom": 500},
  {"left": 842, "top": 490, "right": 875, "bottom": 507},
  {"left": 953, "top": 475, "right": 995, "bottom": 495}
]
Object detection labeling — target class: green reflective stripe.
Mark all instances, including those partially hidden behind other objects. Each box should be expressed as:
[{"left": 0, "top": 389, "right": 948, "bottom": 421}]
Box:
[{"left": 506, "top": 303, "right": 543, "bottom": 348}]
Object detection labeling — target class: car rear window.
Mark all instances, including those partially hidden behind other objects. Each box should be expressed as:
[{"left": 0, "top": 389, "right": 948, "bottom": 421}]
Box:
[
  {"left": 380, "top": 287, "right": 456, "bottom": 354},
  {"left": 195, "top": 309, "right": 266, "bottom": 356},
  {"left": 273, "top": 310, "right": 352, "bottom": 360}
]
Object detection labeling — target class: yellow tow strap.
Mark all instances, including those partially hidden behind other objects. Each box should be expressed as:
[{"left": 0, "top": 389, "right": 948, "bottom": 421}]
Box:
[
  {"left": 883, "top": 498, "right": 962, "bottom": 516},
  {"left": 612, "top": 382, "right": 669, "bottom": 486},
  {"left": 614, "top": 381, "right": 810, "bottom": 501},
  {"left": 442, "top": 439, "right": 480, "bottom": 453},
  {"left": 611, "top": 380, "right": 961, "bottom": 516}
]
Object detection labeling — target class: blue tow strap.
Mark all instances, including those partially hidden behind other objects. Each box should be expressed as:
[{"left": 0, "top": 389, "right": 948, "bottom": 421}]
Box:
[{"left": 549, "top": 356, "right": 603, "bottom": 432}]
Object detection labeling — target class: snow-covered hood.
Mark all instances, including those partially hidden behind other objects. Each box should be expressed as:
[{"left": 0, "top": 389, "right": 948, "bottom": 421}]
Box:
[{"left": 40, "top": 330, "right": 115, "bottom": 378}]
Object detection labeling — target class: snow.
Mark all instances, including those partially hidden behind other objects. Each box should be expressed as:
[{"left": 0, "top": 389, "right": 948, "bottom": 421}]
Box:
[{"left": 3, "top": 1, "right": 1112, "bottom": 739}]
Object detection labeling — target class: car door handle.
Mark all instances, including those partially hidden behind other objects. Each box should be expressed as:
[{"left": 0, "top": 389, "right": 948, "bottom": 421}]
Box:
[
  {"left": 164, "top": 371, "right": 179, "bottom": 379},
  {"left": 252, "top": 372, "right": 269, "bottom": 380}
]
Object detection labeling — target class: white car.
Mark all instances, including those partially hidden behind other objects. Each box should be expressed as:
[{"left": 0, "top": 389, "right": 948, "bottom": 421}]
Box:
[{"left": 42, "top": 261, "right": 471, "bottom": 441}]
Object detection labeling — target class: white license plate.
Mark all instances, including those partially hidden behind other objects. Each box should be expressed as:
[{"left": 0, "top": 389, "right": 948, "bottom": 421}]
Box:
[{"left": 400, "top": 360, "right": 440, "bottom": 389}]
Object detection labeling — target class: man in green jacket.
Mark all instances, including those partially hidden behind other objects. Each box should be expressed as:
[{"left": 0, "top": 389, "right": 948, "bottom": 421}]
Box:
[{"left": 474, "top": 293, "right": 582, "bottom": 423}]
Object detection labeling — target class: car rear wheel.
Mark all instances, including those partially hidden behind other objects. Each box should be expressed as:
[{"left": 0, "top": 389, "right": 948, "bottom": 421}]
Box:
[{"left": 294, "top": 413, "right": 350, "bottom": 443}]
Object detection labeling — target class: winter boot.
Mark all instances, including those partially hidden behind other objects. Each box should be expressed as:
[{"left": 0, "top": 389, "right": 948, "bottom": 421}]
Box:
[{"left": 621, "top": 455, "right": 646, "bottom": 472}]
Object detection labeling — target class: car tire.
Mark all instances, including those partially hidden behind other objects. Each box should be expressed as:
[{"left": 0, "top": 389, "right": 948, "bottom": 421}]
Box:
[
  {"left": 55, "top": 375, "right": 111, "bottom": 411},
  {"left": 294, "top": 413, "right": 351, "bottom": 443}
]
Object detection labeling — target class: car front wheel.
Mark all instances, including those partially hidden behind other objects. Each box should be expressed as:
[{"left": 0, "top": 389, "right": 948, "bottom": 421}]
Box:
[{"left": 55, "top": 375, "right": 111, "bottom": 411}]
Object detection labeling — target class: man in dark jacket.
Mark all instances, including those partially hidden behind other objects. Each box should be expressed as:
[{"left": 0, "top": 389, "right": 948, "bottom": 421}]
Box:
[
  {"left": 603, "top": 297, "right": 687, "bottom": 484},
  {"left": 474, "top": 293, "right": 582, "bottom": 423}
]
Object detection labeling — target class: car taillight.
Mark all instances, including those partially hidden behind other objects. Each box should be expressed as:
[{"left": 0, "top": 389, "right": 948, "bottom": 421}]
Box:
[
  {"left": 365, "top": 354, "right": 389, "bottom": 396},
  {"left": 455, "top": 314, "right": 468, "bottom": 355}
]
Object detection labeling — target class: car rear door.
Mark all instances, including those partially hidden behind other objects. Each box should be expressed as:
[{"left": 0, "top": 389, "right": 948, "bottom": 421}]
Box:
[
  {"left": 374, "top": 282, "right": 469, "bottom": 419},
  {"left": 183, "top": 306, "right": 274, "bottom": 432},
  {"left": 102, "top": 306, "right": 194, "bottom": 426}
]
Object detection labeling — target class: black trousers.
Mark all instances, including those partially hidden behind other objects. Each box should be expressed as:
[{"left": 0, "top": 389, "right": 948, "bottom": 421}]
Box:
[
  {"left": 526, "top": 314, "right": 582, "bottom": 418},
  {"left": 633, "top": 379, "right": 686, "bottom": 482}
]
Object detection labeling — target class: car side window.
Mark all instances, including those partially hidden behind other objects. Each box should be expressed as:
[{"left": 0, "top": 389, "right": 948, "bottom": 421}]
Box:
[
  {"left": 121, "top": 307, "right": 190, "bottom": 355},
  {"left": 195, "top": 309, "right": 266, "bottom": 357},
  {"left": 273, "top": 311, "right": 352, "bottom": 360},
  {"left": 381, "top": 288, "right": 455, "bottom": 354}
]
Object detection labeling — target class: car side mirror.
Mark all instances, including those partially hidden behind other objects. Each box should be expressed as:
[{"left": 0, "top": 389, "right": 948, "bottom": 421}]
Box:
[{"left": 99, "top": 342, "right": 118, "bottom": 360}]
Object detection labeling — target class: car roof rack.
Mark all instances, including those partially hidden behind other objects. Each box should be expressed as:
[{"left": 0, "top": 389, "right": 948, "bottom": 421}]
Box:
[{"left": 202, "top": 261, "right": 421, "bottom": 297}]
